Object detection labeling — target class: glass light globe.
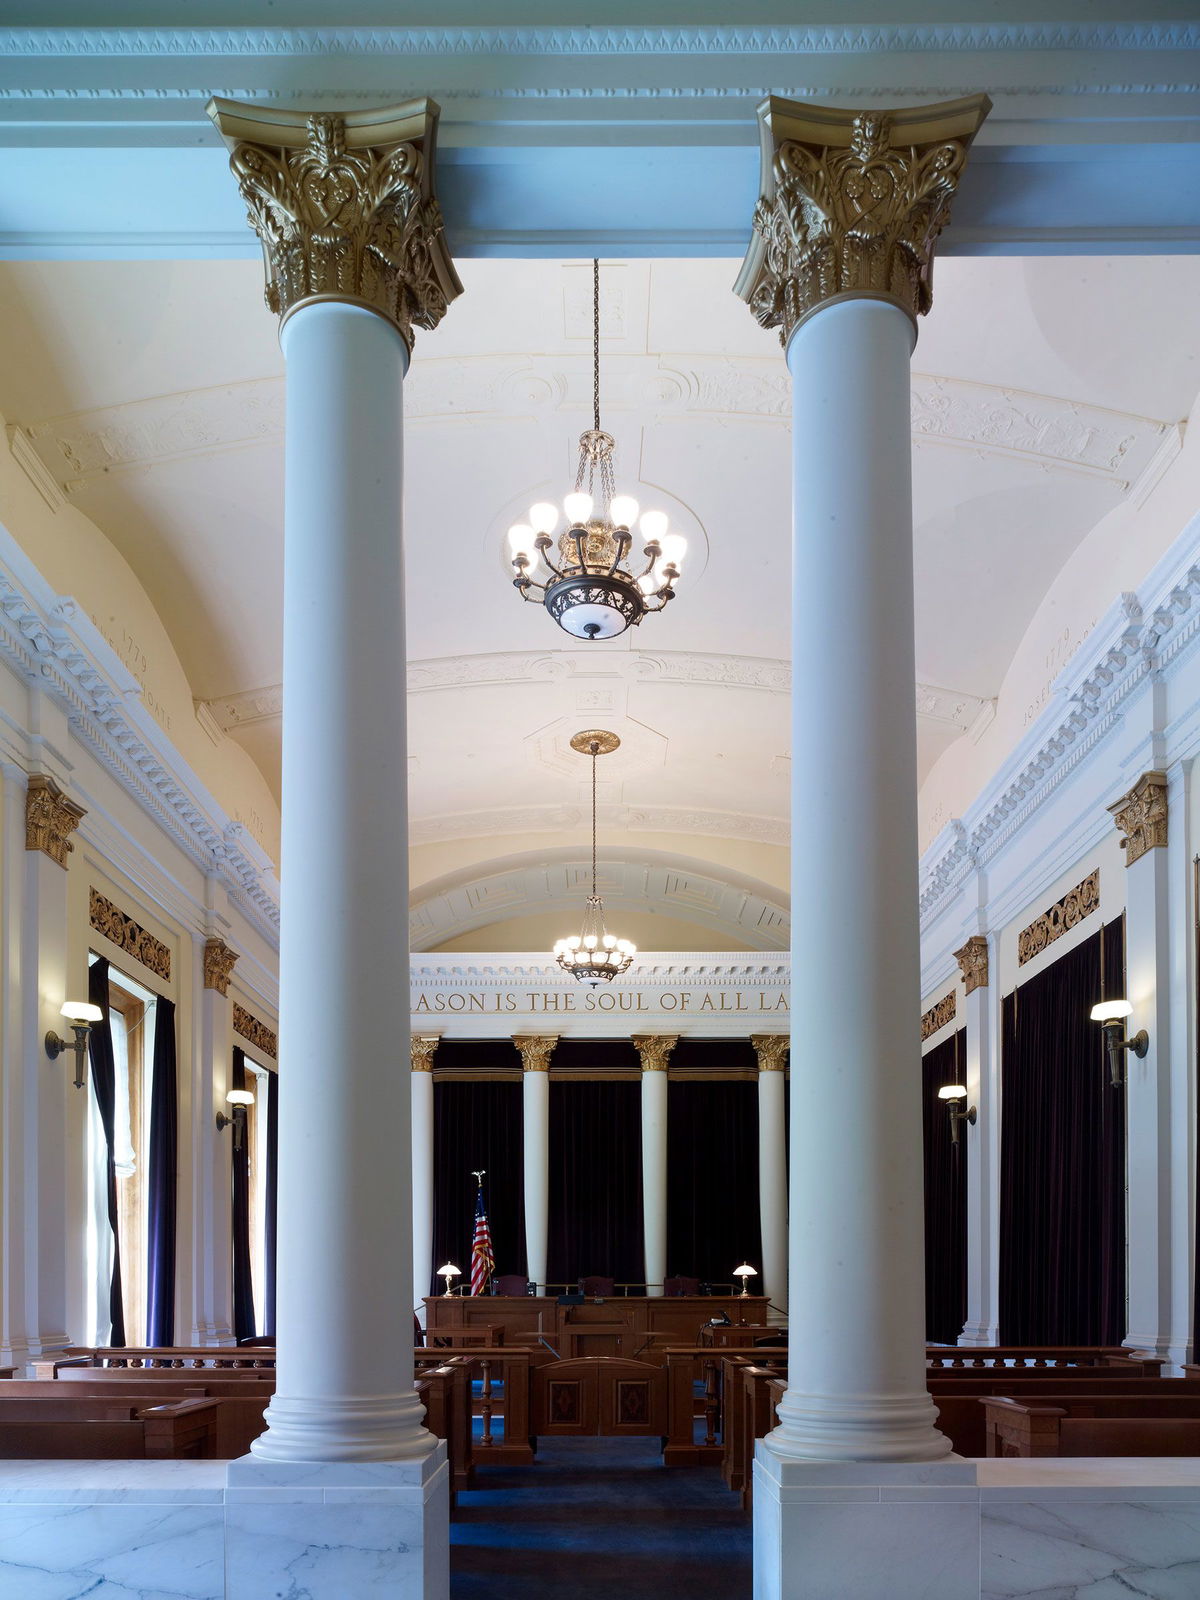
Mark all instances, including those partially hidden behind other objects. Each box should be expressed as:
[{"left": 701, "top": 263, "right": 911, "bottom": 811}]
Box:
[
  {"left": 508, "top": 522, "right": 533, "bottom": 559},
  {"left": 639, "top": 509, "right": 669, "bottom": 542},
  {"left": 937, "top": 1084, "right": 967, "bottom": 1101},
  {"left": 1091, "top": 1000, "right": 1133, "bottom": 1023},
  {"left": 660, "top": 533, "right": 687, "bottom": 568},
  {"left": 638, "top": 573, "right": 660, "bottom": 596},
  {"left": 564, "top": 491, "right": 593, "bottom": 525},
  {"left": 61, "top": 1001, "right": 103, "bottom": 1024},
  {"left": 583, "top": 935, "right": 598, "bottom": 950},
  {"left": 529, "top": 501, "right": 558, "bottom": 535},
  {"left": 610, "top": 494, "right": 639, "bottom": 527},
  {"left": 225, "top": 1088, "right": 256, "bottom": 1107}
]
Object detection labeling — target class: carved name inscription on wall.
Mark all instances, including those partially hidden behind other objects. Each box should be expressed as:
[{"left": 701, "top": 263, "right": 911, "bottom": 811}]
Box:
[
  {"left": 233, "top": 1003, "right": 277, "bottom": 1060},
  {"left": 1017, "top": 869, "right": 1100, "bottom": 967},
  {"left": 921, "top": 990, "right": 957, "bottom": 1041},
  {"left": 413, "top": 986, "right": 789, "bottom": 1016},
  {"left": 89, "top": 887, "right": 171, "bottom": 982}
]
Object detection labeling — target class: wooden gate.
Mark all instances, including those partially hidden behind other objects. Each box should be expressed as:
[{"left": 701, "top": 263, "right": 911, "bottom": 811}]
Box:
[{"left": 531, "top": 1357, "right": 668, "bottom": 1437}]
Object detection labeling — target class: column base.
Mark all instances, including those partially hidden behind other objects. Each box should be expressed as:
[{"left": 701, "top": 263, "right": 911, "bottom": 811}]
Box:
[
  {"left": 250, "top": 1392, "right": 434, "bottom": 1463},
  {"left": 753, "top": 1448, "right": 978, "bottom": 1600},
  {"left": 768, "top": 1389, "right": 953, "bottom": 1463},
  {"left": 957, "top": 1322, "right": 1000, "bottom": 1347},
  {"left": 227, "top": 1442, "right": 449, "bottom": 1600}
]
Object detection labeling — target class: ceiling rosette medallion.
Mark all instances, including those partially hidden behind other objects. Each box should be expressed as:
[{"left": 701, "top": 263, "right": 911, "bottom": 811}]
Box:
[
  {"left": 207, "top": 97, "right": 462, "bottom": 349},
  {"left": 736, "top": 94, "right": 991, "bottom": 343}
]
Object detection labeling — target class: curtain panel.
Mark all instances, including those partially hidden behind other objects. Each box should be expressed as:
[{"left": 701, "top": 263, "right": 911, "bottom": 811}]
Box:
[
  {"left": 145, "top": 995, "right": 177, "bottom": 1346},
  {"left": 666, "top": 1070, "right": 762, "bottom": 1289},
  {"left": 87, "top": 956, "right": 127, "bottom": 1348},
  {"left": 230, "top": 1047, "right": 257, "bottom": 1341},
  {"left": 999, "top": 917, "right": 1126, "bottom": 1345},
  {"left": 432, "top": 1072, "right": 525, "bottom": 1297},
  {"left": 263, "top": 1067, "right": 278, "bottom": 1339},
  {"left": 922, "top": 1027, "right": 968, "bottom": 1344},
  {"left": 547, "top": 1075, "right": 644, "bottom": 1287}
]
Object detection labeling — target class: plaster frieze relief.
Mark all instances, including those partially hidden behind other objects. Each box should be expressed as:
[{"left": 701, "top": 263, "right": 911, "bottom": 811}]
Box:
[{"left": 24, "top": 367, "right": 1167, "bottom": 493}]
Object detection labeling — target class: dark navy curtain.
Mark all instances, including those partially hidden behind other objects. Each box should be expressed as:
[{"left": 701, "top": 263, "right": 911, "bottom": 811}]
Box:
[
  {"left": 999, "top": 917, "right": 1126, "bottom": 1345},
  {"left": 666, "top": 1044, "right": 762, "bottom": 1289},
  {"left": 547, "top": 1059, "right": 643, "bottom": 1287},
  {"left": 922, "top": 1027, "right": 968, "bottom": 1344},
  {"left": 432, "top": 1050, "right": 525, "bottom": 1297},
  {"left": 230, "top": 1047, "right": 257, "bottom": 1341},
  {"left": 263, "top": 1067, "right": 278, "bottom": 1339},
  {"left": 87, "top": 957, "right": 126, "bottom": 1347},
  {"left": 145, "top": 995, "right": 177, "bottom": 1345}
]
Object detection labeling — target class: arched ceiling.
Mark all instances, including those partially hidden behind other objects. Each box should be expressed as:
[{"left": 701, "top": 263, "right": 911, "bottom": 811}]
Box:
[{"left": 0, "top": 252, "right": 1195, "bottom": 923}]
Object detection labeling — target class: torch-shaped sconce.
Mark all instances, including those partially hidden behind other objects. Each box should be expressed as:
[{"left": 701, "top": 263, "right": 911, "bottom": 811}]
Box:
[
  {"left": 938, "top": 1084, "right": 977, "bottom": 1146},
  {"left": 1090, "top": 1000, "right": 1148, "bottom": 1088},
  {"left": 215, "top": 1088, "right": 255, "bottom": 1152},
  {"left": 45, "top": 1001, "right": 104, "bottom": 1090}
]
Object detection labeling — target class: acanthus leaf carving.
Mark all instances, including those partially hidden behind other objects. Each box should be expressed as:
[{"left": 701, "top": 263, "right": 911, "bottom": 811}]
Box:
[
  {"left": 632, "top": 1033, "right": 678, "bottom": 1072},
  {"left": 953, "top": 934, "right": 989, "bottom": 995},
  {"left": 25, "top": 774, "right": 86, "bottom": 868},
  {"left": 203, "top": 936, "right": 239, "bottom": 995},
  {"left": 1108, "top": 770, "right": 1168, "bottom": 866}
]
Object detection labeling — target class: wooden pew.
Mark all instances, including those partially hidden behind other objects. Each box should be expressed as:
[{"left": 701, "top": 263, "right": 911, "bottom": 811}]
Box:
[
  {"left": 927, "top": 1346, "right": 1160, "bottom": 1373},
  {"left": 32, "top": 1346, "right": 275, "bottom": 1378},
  {"left": 0, "top": 1395, "right": 219, "bottom": 1458},
  {"left": 983, "top": 1393, "right": 1200, "bottom": 1457},
  {"left": 663, "top": 1345, "right": 786, "bottom": 1466}
]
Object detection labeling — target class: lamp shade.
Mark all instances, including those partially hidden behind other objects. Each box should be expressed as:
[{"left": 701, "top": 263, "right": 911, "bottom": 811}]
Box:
[
  {"left": 938, "top": 1084, "right": 968, "bottom": 1101},
  {"left": 61, "top": 1000, "right": 103, "bottom": 1024},
  {"left": 225, "top": 1088, "right": 255, "bottom": 1107},
  {"left": 1091, "top": 1000, "right": 1133, "bottom": 1023},
  {"left": 437, "top": 1263, "right": 460, "bottom": 1278},
  {"left": 733, "top": 1263, "right": 757, "bottom": 1279}
]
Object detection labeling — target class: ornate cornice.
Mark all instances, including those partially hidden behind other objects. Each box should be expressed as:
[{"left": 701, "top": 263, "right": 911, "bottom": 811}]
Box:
[
  {"left": 203, "top": 936, "right": 239, "bottom": 995},
  {"left": 411, "top": 1035, "right": 439, "bottom": 1072},
  {"left": 736, "top": 95, "right": 990, "bottom": 344},
  {"left": 208, "top": 99, "right": 461, "bottom": 350},
  {"left": 24, "top": 774, "right": 86, "bottom": 868},
  {"left": 953, "top": 934, "right": 989, "bottom": 995},
  {"left": 1017, "top": 869, "right": 1100, "bottom": 967},
  {"left": 90, "top": 886, "right": 172, "bottom": 983},
  {"left": 921, "top": 990, "right": 957, "bottom": 1041},
  {"left": 234, "top": 1002, "right": 277, "bottom": 1059},
  {"left": 632, "top": 1034, "right": 678, "bottom": 1072},
  {"left": 1108, "top": 770, "right": 1168, "bottom": 867},
  {"left": 513, "top": 1035, "right": 558, "bottom": 1072},
  {"left": 751, "top": 1034, "right": 789, "bottom": 1072}
]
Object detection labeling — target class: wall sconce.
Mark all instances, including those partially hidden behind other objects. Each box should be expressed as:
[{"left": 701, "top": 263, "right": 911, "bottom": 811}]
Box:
[
  {"left": 215, "top": 1088, "right": 255, "bottom": 1152},
  {"left": 733, "top": 1263, "right": 758, "bottom": 1298},
  {"left": 438, "top": 1263, "right": 461, "bottom": 1297},
  {"left": 45, "top": 1001, "right": 104, "bottom": 1090},
  {"left": 938, "top": 1084, "right": 977, "bottom": 1146},
  {"left": 1090, "top": 1000, "right": 1148, "bottom": 1088}
]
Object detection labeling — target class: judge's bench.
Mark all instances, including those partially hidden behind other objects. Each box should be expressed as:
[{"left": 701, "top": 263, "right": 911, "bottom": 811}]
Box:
[{"left": 423, "top": 1292, "right": 771, "bottom": 1358}]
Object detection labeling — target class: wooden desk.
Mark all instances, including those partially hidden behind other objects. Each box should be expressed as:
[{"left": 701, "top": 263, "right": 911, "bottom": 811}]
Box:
[{"left": 424, "top": 1295, "right": 769, "bottom": 1360}]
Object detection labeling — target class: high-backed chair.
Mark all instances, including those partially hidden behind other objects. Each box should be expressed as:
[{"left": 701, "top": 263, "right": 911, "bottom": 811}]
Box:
[
  {"left": 581, "top": 1275, "right": 615, "bottom": 1297},
  {"left": 663, "top": 1276, "right": 701, "bottom": 1298},
  {"left": 493, "top": 1274, "right": 530, "bottom": 1297}
]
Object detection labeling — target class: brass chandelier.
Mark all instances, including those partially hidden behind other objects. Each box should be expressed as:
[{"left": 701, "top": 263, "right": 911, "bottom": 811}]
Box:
[
  {"left": 553, "top": 731, "right": 636, "bottom": 984},
  {"left": 508, "top": 259, "right": 687, "bottom": 640}
]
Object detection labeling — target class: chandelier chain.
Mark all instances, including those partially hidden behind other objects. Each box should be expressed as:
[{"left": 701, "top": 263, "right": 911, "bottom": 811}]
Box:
[
  {"left": 592, "top": 256, "right": 601, "bottom": 436},
  {"left": 591, "top": 744, "right": 598, "bottom": 899}
]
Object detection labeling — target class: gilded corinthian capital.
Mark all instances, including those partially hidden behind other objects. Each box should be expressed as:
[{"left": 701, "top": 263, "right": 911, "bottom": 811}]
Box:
[
  {"left": 207, "top": 98, "right": 462, "bottom": 349},
  {"left": 1109, "top": 771, "right": 1169, "bottom": 867},
  {"left": 735, "top": 95, "right": 991, "bottom": 345}
]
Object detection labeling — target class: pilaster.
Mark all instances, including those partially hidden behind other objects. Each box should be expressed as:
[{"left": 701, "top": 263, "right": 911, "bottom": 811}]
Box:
[
  {"left": 516, "top": 1034, "right": 557, "bottom": 1295},
  {"left": 954, "top": 922, "right": 999, "bottom": 1346},
  {"left": 190, "top": 897, "right": 235, "bottom": 1347},
  {"left": 633, "top": 1034, "right": 677, "bottom": 1296},
  {"left": 411, "top": 1035, "right": 438, "bottom": 1324},
  {"left": 752, "top": 1034, "right": 789, "bottom": 1323}
]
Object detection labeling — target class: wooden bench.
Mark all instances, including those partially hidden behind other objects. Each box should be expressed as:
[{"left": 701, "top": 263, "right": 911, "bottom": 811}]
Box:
[
  {"left": 983, "top": 1393, "right": 1200, "bottom": 1457},
  {"left": 32, "top": 1346, "right": 275, "bottom": 1379},
  {"left": 927, "top": 1346, "right": 1160, "bottom": 1373},
  {"left": 0, "top": 1395, "right": 219, "bottom": 1458}
]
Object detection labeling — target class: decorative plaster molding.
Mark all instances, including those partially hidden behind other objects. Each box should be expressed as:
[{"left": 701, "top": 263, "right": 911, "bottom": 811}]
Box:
[
  {"left": 410, "top": 1035, "right": 439, "bottom": 1072},
  {"left": 513, "top": 1034, "right": 557, "bottom": 1072},
  {"left": 6, "top": 425, "right": 64, "bottom": 511},
  {"left": 90, "top": 885, "right": 172, "bottom": 982},
  {"left": 751, "top": 1034, "right": 789, "bottom": 1072},
  {"left": 953, "top": 934, "right": 989, "bottom": 995},
  {"left": 1017, "top": 869, "right": 1100, "bottom": 967},
  {"left": 24, "top": 773, "right": 85, "bottom": 867},
  {"left": 921, "top": 990, "right": 957, "bottom": 1041},
  {"left": 1108, "top": 770, "right": 1168, "bottom": 867},
  {"left": 208, "top": 99, "right": 461, "bottom": 350},
  {"left": 736, "top": 96, "right": 990, "bottom": 343},
  {"left": 632, "top": 1034, "right": 678, "bottom": 1072},
  {"left": 200, "top": 682, "right": 283, "bottom": 733},
  {"left": 203, "top": 936, "right": 238, "bottom": 995},
  {"left": 233, "top": 1002, "right": 277, "bottom": 1059}
]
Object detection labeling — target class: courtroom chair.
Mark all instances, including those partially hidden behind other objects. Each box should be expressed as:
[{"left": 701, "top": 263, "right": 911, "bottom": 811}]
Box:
[
  {"left": 493, "top": 1275, "right": 530, "bottom": 1297},
  {"left": 581, "top": 1276, "right": 615, "bottom": 1297},
  {"left": 664, "top": 1276, "right": 701, "bottom": 1298}
]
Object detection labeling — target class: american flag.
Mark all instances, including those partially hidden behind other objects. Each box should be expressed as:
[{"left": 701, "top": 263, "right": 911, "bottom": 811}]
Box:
[{"left": 470, "top": 1177, "right": 494, "bottom": 1297}]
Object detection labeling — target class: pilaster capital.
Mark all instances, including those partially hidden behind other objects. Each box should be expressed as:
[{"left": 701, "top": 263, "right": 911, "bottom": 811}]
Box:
[
  {"left": 24, "top": 773, "right": 86, "bottom": 868},
  {"left": 203, "top": 937, "right": 239, "bottom": 996},
  {"left": 410, "top": 1035, "right": 440, "bottom": 1072},
  {"left": 207, "top": 97, "right": 462, "bottom": 350},
  {"left": 632, "top": 1034, "right": 678, "bottom": 1073},
  {"left": 735, "top": 94, "right": 991, "bottom": 346},
  {"left": 1108, "top": 770, "right": 1168, "bottom": 867},
  {"left": 513, "top": 1034, "right": 558, "bottom": 1073},
  {"left": 751, "top": 1034, "right": 789, "bottom": 1072},
  {"left": 953, "top": 934, "right": 989, "bottom": 995}
]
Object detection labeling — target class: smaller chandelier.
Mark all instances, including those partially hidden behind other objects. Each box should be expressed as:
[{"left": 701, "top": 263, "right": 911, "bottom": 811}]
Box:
[
  {"left": 553, "top": 730, "right": 636, "bottom": 984},
  {"left": 509, "top": 260, "right": 687, "bottom": 640}
]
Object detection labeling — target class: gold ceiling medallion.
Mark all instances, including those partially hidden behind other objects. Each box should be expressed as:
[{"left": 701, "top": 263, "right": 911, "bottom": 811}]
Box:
[
  {"left": 921, "top": 990, "right": 957, "bottom": 1042},
  {"left": 203, "top": 937, "right": 239, "bottom": 996},
  {"left": 1017, "top": 869, "right": 1100, "bottom": 967},
  {"left": 553, "top": 731, "right": 636, "bottom": 984},
  {"left": 632, "top": 1035, "right": 678, "bottom": 1073},
  {"left": 954, "top": 934, "right": 989, "bottom": 995},
  {"left": 736, "top": 94, "right": 991, "bottom": 344},
  {"left": 25, "top": 774, "right": 86, "bottom": 869},
  {"left": 207, "top": 98, "right": 462, "bottom": 349},
  {"left": 1108, "top": 771, "right": 1168, "bottom": 867}
]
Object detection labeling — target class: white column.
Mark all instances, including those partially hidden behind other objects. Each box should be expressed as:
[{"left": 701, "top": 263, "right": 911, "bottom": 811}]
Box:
[
  {"left": 190, "top": 929, "right": 234, "bottom": 1346},
  {"left": 251, "top": 299, "right": 424, "bottom": 1462},
  {"left": 516, "top": 1035, "right": 556, "bottom": 1293},
  {"left": 753, "top": 1035, "right": 789, "bottom": 1324},
  {"left": 956, "top": 934, "right": 999, "bottom": 1346},
  {"left": 633, "top": 1034, "right": 676, "bottom": 1295},
  {"left": 775, "top": 295, "right": 948, "bottom": 1463},
  {"left": 0, "top": 763, "right": 36, "bottom": 1367},
  {"left": 410, "top": 1037, "right": 438, "bottom": 1327}
]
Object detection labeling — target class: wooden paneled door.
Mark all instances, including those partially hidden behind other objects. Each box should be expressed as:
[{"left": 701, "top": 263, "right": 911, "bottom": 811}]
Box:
[{"left": 532, "top": 1358, "right": 668, "bottom": 1437}]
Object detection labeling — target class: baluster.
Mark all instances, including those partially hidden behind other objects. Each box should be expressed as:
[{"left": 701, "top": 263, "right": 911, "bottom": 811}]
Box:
[
  {"left": 703, "top": 1358, "right": 718, "bottom": 1445},
  {"left": 479, "top": 1359, "right": 494, "bottom": 1447}
]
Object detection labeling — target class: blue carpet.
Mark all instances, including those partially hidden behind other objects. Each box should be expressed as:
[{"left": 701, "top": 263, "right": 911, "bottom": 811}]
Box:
[{"left": 451, "top": 1437, "right": 752, "bottom": 1598}]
